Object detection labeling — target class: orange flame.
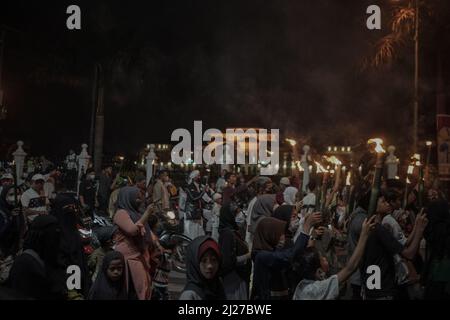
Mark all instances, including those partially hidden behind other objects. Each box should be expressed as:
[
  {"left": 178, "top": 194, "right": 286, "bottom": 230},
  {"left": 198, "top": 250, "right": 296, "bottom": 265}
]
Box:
[
  {"left": 367, "top": 138, "right": 386, "bottom": 153},
  {"left": 285, "top": 138, "right": 296, "bottom": 147}
]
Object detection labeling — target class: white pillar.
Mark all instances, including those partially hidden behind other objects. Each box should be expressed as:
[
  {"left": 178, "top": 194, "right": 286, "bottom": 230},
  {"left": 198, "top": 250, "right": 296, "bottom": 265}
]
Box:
[
  {"left": 12, "top": 141, "right": 27, "bottom": 185},
  {"left": 386, "top": 145, "right": 399, "bottom": 179},
  {"left": 146, "top": 144, "right": 156, "bottom": 187},
  {"left": 301, "top": 145, "right": 310, "bottom": 192},
  {"left": 77, "top": 143, "right": 91, "bottom": 195}
]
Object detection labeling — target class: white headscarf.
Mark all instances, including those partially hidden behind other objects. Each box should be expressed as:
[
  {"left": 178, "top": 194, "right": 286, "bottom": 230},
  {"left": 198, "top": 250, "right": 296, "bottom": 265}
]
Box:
[
  {"left": 283, "top": 186, "right": 298, "bottom": 205},
  {"left": 188, "top": 170, "right": 200, "bottom": 184}
]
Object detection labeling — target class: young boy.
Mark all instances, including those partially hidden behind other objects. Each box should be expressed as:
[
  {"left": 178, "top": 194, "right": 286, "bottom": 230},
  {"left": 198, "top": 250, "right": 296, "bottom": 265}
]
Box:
[{"left": 89, "top": 226, "right": 116, "bottom": 281}]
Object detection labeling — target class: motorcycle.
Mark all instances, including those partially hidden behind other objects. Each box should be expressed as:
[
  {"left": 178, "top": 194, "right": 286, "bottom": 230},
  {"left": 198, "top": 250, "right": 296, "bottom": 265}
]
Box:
[
  {"left": 77, "top": 216, "right": 96, "bottom": 255},
  {"left": 157, "top": 210, "right": 191, "bottom": 273}
]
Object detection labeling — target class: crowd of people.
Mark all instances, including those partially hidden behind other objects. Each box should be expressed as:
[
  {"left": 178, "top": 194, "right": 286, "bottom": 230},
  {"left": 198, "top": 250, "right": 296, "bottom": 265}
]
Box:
[{"left": 0, "top": 150, "right": 449, "bottom": 301}]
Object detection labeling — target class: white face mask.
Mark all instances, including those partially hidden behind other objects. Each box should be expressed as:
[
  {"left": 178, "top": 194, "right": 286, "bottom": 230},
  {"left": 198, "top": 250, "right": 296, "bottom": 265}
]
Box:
[{"left": 235, "top": 211, "right": 245, "bottom": 224}]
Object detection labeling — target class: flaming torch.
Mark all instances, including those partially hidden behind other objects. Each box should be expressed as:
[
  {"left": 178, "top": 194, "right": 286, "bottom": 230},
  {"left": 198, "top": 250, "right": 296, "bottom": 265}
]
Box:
[
  {"left": 367, "top": 138, "right": 386, "bottom": 217},
  {"left": 314, "top": 161, "right": 328, "bottom": 210},
  {"left": 414, "top": 155, "right": 424, "bottom": 208},
  {"left": 325, "top": 156, "right": 342, "bottom": 191},
  {"left": 425, "top": 141, "right": 432, "bottom": 183},
  {"left": 286, "top": 138, "right": 297, "bottom": 147}
]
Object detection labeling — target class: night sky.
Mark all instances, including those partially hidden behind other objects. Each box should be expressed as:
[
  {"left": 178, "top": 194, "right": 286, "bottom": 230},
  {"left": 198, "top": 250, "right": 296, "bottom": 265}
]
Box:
[{"left": 1, "top": 0, "right": 449, "bottom": 160}]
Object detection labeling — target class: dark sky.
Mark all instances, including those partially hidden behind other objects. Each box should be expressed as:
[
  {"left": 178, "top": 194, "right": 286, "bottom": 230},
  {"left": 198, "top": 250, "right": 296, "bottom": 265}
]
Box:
[{"left": 1, "top": 0, "right": 449, "bottom": 159}]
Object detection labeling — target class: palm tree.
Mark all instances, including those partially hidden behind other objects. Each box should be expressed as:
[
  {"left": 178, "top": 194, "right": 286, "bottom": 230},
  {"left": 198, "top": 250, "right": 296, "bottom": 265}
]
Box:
[
  {"left": 365, "top": 0, "right": 450, "bottom": 153},
  {"left": 364, "top": 0, "right": 420, "bottom": 152}
]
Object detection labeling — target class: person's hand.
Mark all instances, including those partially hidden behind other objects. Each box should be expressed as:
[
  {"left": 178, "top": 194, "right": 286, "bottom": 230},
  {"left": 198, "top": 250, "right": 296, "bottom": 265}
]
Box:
[
  {"left": 304, "top": 212, "right": 322, "bottom": 232},
  {"left": 295, "top": 200, "right": 303, "bottom": 212},
  {"left": 11, "top": 207, "right": 22, "bottom": 216},
  {"left": 415, "top": 209, "right": 428, "bottom": 233},
  {"left": 360, "top": 215, "right": 377, "bottom": 239},
  {"left": 145, "top": 203, "right": 156, "bottom": 216},
  {"left": 313, "top": 226, "right": 326, "bottom": 238},
  {"left": 136, "top": 222, "right": 146, "bottom": 237}
]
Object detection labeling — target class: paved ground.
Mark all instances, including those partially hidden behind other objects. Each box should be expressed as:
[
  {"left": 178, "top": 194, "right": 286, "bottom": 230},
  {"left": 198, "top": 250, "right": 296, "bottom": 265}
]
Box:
[{"left": 168, "top": 270, "right": 187, "bottom": 300}]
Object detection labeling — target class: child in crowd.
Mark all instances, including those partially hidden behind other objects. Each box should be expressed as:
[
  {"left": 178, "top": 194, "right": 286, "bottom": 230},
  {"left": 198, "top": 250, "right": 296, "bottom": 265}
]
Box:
[
  {"left": 88, "top": 251, "right": 127, "bottom": 300},
  {"left": 179, "top": 236, "right": 225, "bottom": 300},
  {"left": 88, "top": 226, "right": 116, "bottom": 281}
]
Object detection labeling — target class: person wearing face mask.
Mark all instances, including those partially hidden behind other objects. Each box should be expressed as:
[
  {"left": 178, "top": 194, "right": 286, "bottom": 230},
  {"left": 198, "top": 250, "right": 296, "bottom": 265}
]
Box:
[
  {"left": 113, "top": 186, "right": 156, "bottom": 300},
  {"left": 0, "top": 186, "right": 25, "bottom": 262},
  {"left": 218, "top": 203, "right": 251, "bottom": 299},
  {"left": 293, "top": 215, "right": 377, "bottom": 300},
  {"left": 79, "top": 168, "right": 97, "bottom": 219},
  {"left": 250, "top": 213, "right": 321, "bottom": 300},
  {"left": 21, "top": 174, "right": 48, "bottom": 223},
  {"left": 0, "top": 173, "right": 14, "bottom": 196}
]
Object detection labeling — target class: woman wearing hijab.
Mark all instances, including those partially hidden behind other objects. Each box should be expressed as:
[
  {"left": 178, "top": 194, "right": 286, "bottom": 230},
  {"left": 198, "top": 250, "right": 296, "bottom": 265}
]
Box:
[
  {"left": 88, "top": 251, "right": 128, "bottom": 300},
  {"left": 179, "top": 236, "right": 225, "bottom": 300},
  {"left": 283, "top": 187, "right": 298, "bottom": 206},
  {"left": 272, "top": 205, "right": 297, "bottom": 245},
  {"left": 249, "top": 194, "right": 276, "bottom": 236},
  {"left": 113, "top": 186, "right": 155, "bottom": 300},
  {"left": 51, "top": 192, "right": 90, "bottom": 297},
  {"left": 251, "top": 214, "right": 318, "bottom": 300},
  {"left": 218, "top": 203, "right": 251, "bottom": 299},
  {"left": 270, "top": 205, "right": 300, "bottom": 299},
  {"left": 0, "top": 185, "right": 25, "bottom": 260},
  {"left": 8, "top": 215, "right": 66, "bottom": 300}
]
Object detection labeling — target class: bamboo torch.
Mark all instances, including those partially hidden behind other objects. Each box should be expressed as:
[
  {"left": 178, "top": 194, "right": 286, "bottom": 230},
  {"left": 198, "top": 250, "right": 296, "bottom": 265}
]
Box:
[
  {"left": 367, "top": 138, "right": 386, "bottom": 217},
  {"left": 314, "top": 161, "right": 327, "bottom": 210},
  {"left": 415, "top": 155, "right": 424, "bottom": 208}
]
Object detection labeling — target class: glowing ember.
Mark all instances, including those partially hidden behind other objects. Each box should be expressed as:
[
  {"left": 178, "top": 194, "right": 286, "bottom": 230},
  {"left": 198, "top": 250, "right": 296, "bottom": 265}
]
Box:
[
  {"left": 286, "top": 139, "right": 296, "bottom": 147},
  {"left": 367, "top": 138, "right": 386, "bottom": 153}
]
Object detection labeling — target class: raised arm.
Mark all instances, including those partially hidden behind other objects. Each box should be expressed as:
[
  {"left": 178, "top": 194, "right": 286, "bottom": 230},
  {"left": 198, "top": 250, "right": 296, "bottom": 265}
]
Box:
[
  {"left": 401, "top": 210, "right": 428, "bottom": 260},
  {"left": 337, "top": 215, "right": 376, "bottom": 285}
]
